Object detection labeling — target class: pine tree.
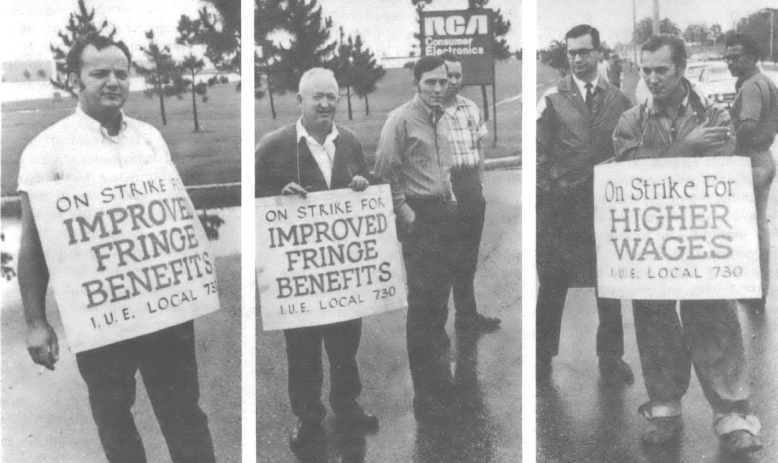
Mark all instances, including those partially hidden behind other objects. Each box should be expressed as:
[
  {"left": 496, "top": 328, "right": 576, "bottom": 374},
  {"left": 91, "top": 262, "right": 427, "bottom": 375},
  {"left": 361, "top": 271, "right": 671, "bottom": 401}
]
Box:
[
  {"left": 331, "top": 27, "right": 355, "bottom": 120},
  {"left": 50, "top": 0, "right": 116, "bottom": 96},
  {"left": 351, "top": 34, "right": 385, "bottom": 116},
  {"left": 270, "top": 0, "right": 337, "bottom": 93},
  {"left": 133, "top": 30, "right": 182, "bottom": 125},
  {"left": 197, "top": 2, "right": 241, "bottom": 78},
  {"left": 177, "top": 14, "right": 207, "bottom": 132},
  {"left": 256, "top": 0, "right": 283, "bottom": 118}
]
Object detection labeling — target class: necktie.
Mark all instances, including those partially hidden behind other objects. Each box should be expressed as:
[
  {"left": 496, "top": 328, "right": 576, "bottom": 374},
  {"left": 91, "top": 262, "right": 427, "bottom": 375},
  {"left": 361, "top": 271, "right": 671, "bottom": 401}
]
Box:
[{"left": 585, "top": 82, "right": 594, "bottom": 111}]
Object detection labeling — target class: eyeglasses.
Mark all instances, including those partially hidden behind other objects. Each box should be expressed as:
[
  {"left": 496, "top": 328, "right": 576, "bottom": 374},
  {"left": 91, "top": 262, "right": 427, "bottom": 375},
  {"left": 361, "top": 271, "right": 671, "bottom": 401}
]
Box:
[
  {"left": 723, "top": 54, "right": 745, "bottom": 62},
  {"left": 567, "top": 48, "right": 596, "bottom": 58}
]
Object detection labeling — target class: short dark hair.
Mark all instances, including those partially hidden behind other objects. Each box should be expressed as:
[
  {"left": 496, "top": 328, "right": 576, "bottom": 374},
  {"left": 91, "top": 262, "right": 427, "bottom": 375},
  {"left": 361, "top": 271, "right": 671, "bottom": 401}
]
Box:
[
  {"left": 67, "top": 32, "right": 132, "bottom": 77},
  {"left": 565, "top": 24, "right": 600, "bottom": 49},
  {"left": 438, "top": 52, "right": 460, "bottom": 63},
  {"left": 641, "top": 34, "right": 686, "bottom": 73},
  {"left": 725, "top": 34, "right": 761, "bottom": 61},
  {"left": 414, "top": 55, "right": 447, "bottom": 81}
]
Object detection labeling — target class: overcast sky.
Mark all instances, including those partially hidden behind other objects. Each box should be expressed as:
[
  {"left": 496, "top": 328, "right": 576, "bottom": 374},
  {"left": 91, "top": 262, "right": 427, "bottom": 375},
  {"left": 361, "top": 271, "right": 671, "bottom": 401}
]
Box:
[
  {"left": 537, "top": 0, "right": 774, "bottom": 49},
  {"left": 1, "top": 0, "right": 204, "bottom": 62}
]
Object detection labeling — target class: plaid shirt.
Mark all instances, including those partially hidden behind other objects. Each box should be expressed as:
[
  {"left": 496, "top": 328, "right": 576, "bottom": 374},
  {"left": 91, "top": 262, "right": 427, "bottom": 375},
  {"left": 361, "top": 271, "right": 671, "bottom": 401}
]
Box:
[{"left": 442, "top": 95, "right": 488, "bottom": 169}]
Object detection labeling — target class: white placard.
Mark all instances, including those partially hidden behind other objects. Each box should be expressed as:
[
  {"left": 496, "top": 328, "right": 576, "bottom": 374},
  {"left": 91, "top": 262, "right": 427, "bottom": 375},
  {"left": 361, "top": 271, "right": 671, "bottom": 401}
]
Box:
[
  {"left": 256, "top": 185, "right": 408, "bottom": 330},
  {"left": 27, "top": 165, "right": 221, "bottom": 352},
  {"left": 594, "top": 157, "right": 761, "bottom": 300}
]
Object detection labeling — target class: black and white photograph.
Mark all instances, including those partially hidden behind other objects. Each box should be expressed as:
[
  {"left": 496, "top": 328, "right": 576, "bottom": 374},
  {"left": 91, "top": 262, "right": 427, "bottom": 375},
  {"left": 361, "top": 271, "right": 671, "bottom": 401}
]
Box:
[
  {"left": 1, "top": 1, "right": 241, "bottom": 461},
  {"left": 536, "top": 1, "right": 778, "bottom": 461},
  {"left": 256, "top": 0, "right": 521, "bottom": 461}
]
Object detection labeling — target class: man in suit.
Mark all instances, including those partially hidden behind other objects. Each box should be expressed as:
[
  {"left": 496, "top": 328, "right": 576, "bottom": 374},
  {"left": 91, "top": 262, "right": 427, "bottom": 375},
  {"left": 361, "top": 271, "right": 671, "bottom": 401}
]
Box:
[
  {"left": 256, "top": 67, "right": 378, "bottom": 449},
  {"left": 536, "top": 24, "right": 634, "bottom": 385}
]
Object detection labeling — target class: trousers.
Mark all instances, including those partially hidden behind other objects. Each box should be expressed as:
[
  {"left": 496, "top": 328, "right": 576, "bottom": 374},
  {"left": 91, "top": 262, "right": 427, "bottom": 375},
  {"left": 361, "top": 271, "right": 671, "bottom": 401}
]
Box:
[
  {"left": 76, "top": 321, "right": 215, "bottom": 463},
  {"left": 284, "top": 318, "right": 363, "bottom": 423},
  {"left": 403, "top": 196, "right": 458, "bottom": 397},
  {"left": 451, "top": 168, "right": 487, "bottom": 318},
  {"left": 633, "top": 299, "right": 751, "bottom": 416},
  {"left": 536, "top": 187, "right": 624, "bottom": 360}
]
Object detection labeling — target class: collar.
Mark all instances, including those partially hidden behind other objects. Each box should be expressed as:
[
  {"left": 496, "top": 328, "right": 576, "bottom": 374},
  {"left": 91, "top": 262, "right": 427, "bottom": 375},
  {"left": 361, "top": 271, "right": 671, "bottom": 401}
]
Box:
[
  {"left": 74, "top": 104, "right": 128, "bottom": 136},
  {"left": 412, "top": 94, "right": 444, "bottom": 124},
  {"left": 736, "top": 68, "right": 760, "bottom": 91},
  {"left": 572, "top": 73, "right": 600, "bottom": 96},
  {"left": 296, "top": 118, "right": 339, "bottom": 145}
]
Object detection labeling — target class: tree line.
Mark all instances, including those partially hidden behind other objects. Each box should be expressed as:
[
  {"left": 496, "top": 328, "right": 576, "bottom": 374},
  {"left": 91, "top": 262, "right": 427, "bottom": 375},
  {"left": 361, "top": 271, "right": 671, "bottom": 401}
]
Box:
[
  {"left": 50, "top": 0, "right": 240, "bottom": 132},
  {"left": 540, "top": 9, "right": 778, "bottom": 75},
  {"left": 256, "top": 0, "right": 385, "bottom": 120}
]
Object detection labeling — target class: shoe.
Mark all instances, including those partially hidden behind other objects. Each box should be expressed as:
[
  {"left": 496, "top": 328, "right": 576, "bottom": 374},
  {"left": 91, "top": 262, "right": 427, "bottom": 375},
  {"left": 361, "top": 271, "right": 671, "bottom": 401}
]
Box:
[
  {"left": 641, "top": 415, "right": 682, "bottom": 444},
  {"left": 413, "top": 396, "right": 455, "bottom": 423},
  {"left": 720, "top": 430, "right": 763, "bottom": 454},
  {"left": 599, "top": 354, "right": 634, "bottom": 386},
  {"left": 289, "top": 419, "right": 324, "bottom": 449},
  {"left": 335, "top": 406, "right": 379, "bottom": 432},
  {"left": 455, "top": 313, "right": 501, "bottom": 332}
]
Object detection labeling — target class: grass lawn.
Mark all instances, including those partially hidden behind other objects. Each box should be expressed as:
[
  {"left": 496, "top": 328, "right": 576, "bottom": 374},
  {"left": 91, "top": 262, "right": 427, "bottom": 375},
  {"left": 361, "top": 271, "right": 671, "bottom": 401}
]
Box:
[
  {"left": 1, "top": 84, "right": 240, "bottom": 197},
  {"left": 256, "top": 59, "right": 522, "bottom": 166}
]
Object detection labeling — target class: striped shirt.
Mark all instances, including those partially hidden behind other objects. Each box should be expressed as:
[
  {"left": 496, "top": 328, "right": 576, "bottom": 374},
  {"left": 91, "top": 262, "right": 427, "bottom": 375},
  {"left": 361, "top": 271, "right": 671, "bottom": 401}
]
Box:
[{"left": 442, "top": 95, "right": 488, "bottom": 168}]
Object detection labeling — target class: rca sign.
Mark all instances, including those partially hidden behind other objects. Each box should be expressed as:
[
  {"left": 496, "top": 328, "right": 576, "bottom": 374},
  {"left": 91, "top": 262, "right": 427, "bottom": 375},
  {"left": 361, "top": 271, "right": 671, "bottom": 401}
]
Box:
[{"left": 420, "top": 9, "right": 494, "bottom": 85}]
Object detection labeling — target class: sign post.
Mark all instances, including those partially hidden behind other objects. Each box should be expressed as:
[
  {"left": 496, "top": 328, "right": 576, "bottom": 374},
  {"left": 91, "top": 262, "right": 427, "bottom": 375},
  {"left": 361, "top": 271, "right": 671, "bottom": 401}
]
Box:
[
  {"left": 594, "top": 157, "right": 761, "bottom": 300},
  {"left": 256, "top": 185, "right": 408, "bottom": 331},
  {"left": 26, "top": 164, "right": 221, "bottom": 353}
]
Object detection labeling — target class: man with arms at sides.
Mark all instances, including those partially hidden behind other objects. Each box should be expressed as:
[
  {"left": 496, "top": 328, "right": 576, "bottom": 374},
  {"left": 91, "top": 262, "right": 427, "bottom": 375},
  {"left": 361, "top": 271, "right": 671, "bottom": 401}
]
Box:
[
  {"left": 373, "top": 56, "right": 459, "bottom": 422},
  {"left": 536, "top": 24, "right": 634, "bottom": 385},
  {"left": 256, "top": 67, "right": 379, "bottom": 449},
  {"left": 726, "top": 33, "right": 778, "bottom": 313},
  {"left": 439, "top": 52, "right": 501, "bottom": 333},
  {"left": 613, "top": 34, "right": 762, "bottom": 453},
  {"left": 17, "top": 32, "right": 215, "bottom": 463}
]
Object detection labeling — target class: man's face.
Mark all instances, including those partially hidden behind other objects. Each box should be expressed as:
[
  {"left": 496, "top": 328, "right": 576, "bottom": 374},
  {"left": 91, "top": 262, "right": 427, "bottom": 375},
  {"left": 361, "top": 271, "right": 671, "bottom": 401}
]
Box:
[
  {"left": 297, "top": 73, "right": 339, "bottom": 129},
  {"left": 566, "top": 34, "right": 599, "bottom": 81},
  {"left": 725, "top": 45, "right": 752, "bottom": 78},
  {"left": 73, "top": 45, "right": 130, "bottom": 115},
  {"left": 444, "top": 60, "right": 463, "bottom": 99},
  {"left": 415, "top": 64, "right": 449, "bottom": 107},
  {"left": 641, "top": 45, "right": 685, "bottom": 102}
]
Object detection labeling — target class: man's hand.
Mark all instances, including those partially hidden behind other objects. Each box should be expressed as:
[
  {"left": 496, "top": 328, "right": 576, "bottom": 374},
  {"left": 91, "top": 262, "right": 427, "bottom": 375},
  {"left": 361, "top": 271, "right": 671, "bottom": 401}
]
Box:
[
  {"left": 397, "top": 206, "right": 416, "bottom": 238},
  {"left": 26, "top": 321, "right": 58, "bottom": 371},
  {"left": 348, "top": 175, "right": 369, "bottom": 192},
  {"left": 686, "top": 126, "right": 732, "bottom": 151},
  {"left": 281, "top": 182, "right": 308, "bottom": 198}
]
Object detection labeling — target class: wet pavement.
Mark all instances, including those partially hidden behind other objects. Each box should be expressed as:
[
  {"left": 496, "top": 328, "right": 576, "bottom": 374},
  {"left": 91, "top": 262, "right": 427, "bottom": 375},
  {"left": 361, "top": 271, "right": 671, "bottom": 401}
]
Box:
[
  {"left": 257, "top": 168, "right": 522, "bottom": 463},
  {"left": 0, "top": 211, "right": 242, "bottom": 463},
  {"left": 536, "top": 179, "right": 778, "bottom": 462}
]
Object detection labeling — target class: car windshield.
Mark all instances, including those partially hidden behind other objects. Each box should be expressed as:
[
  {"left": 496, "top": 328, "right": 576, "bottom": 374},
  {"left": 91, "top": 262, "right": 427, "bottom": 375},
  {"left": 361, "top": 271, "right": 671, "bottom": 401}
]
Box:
[
  {"left": 686, "top": 67, "right": 705, "bottom": 80},
  {"left": 703, "top": 67, "right": 731, "bottom": 82}
]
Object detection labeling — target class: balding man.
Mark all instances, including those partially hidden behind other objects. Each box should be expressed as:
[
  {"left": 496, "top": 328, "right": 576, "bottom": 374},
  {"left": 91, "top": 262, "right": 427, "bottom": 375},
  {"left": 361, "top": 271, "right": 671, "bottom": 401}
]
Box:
[{"left": 256, "top": 68, "right": 379, "bottom": 449}]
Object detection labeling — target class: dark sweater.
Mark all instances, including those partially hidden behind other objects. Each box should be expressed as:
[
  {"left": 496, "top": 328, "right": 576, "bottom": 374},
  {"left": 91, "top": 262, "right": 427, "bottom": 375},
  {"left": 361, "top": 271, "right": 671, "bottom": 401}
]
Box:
[{"left": 255, "top": 124, "right": 371, "bottom": 198}]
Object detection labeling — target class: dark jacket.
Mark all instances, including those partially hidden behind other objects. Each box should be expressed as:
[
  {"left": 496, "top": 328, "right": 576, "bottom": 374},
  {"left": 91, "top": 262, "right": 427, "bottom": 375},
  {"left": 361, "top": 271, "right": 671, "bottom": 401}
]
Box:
[
  {"left": 255, "top": 124, "right": 371, "bottom": 198},
  {"left": 537, "top": 74, "right": 632, "bottom": 193}
]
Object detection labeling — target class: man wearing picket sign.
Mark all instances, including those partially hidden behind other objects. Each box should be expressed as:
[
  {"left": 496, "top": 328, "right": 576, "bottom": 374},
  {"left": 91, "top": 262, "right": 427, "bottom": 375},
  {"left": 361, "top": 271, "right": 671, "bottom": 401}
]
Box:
[
  {"left": 255, "top": 67, "right": 379, "bottom": 450},
  {"left": 613, "top": 34, "right": 763, "bottom": 454},
  {"left": 17, "top": 33, "right": 215, "bottom": 462}
]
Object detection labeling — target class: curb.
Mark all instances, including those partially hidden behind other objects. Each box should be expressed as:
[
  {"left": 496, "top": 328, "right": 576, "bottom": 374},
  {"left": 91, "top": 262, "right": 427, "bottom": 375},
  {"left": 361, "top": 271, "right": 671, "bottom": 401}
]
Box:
[{"left": 485, "top": 156, "right": 521, "bottom": 170}]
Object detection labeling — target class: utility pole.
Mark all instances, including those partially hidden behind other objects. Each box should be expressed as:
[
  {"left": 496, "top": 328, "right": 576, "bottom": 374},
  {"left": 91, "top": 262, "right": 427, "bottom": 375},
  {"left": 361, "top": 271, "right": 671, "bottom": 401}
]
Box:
[
  {"left": 653, "top": 0, "right": 660, "bottom": 35},
  {"left": 632, "top": 0, "right": 638, "bottom": 63},
  {"left": 766, "top": 8, "right": 778, "bottom": 62}
]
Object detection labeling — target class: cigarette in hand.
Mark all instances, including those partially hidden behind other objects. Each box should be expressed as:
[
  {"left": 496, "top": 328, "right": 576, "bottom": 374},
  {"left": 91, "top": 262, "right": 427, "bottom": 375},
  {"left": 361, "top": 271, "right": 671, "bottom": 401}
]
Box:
[{"left": 38, "top": 365, "right": 46, "bottom": 375}]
